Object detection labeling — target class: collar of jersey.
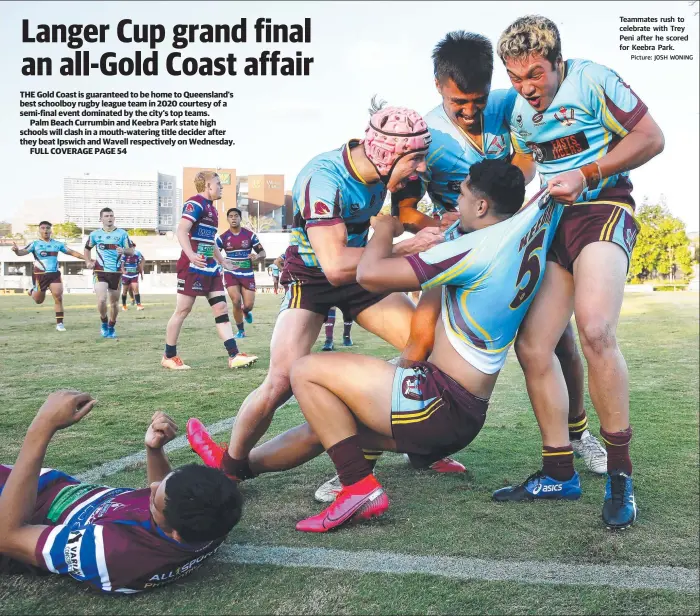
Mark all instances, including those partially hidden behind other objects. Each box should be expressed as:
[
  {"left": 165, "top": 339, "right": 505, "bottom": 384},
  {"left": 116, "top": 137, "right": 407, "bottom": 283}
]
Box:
[
  {"left": 343, "top": 140, "right": 371, "bottom": 185},
  {"left": 445, "top": 107, "right": 485, "bottom": 156}
]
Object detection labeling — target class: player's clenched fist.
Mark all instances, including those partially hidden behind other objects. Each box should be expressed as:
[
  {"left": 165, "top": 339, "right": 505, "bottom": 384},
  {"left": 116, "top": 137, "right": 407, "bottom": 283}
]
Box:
[{"left": 145, "top": 411, "right": 178, "bottom": 450}]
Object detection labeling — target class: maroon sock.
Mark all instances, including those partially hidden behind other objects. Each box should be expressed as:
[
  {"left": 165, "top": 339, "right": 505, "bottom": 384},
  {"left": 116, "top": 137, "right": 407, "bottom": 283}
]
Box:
[
  {"left": 568, "top": 411, "right": 588, "bottom": 441},
  {"left": 601, "top": 426, "right": 633, "bottom": 475},
  {"left": 101, "top": 316, "right": 108, "bottom": 325},
  {"left": 327, "top": 435, "right": 372, "bottom": 487},
  {"left": 542, "top": 445, "right": 575, "bottom": 481},
  {"left": 222, "top": 451, "right": 254, "bottom": 480},
  {"left": 55, "top": 311, "right": 64, "bottom": 324},
  {"left": 108, "top": 320, "right": 116, "bottom": 328}
]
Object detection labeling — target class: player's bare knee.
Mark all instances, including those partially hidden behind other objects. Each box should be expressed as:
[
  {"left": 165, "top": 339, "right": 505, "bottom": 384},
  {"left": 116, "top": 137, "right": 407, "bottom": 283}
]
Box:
[
  {"left": 35, "top": 295, "right": 45, "bottom": 305},
  {"left": 261, "top": 372, "right": 293, "bottom": 408},
  {"left": 579, "top": 320, "right": 617, "bottom": 358},
  {"left": 554, "top": 326, "right": 579, "bottom": 360}
]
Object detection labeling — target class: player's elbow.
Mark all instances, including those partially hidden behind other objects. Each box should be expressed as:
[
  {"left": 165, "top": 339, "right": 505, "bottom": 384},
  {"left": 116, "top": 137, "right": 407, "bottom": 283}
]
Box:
[
  {"left": 324, "top": 267, "right": 348, "bottom": 287},
  {"left": 652, "top": 129, "right": 665, "bottom": 156},
  {"left": 356, "top": 266, "right": 384, "bottom": 293}
]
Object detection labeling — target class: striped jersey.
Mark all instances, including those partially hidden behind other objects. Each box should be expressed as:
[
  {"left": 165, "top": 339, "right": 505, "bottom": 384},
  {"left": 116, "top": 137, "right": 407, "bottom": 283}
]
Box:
[
  {"left": 119, "top": 251, "right": 143, "bottom": 277},
  {"left": 406, "top": 196, "right": 563, "bottom": 374},
  {"left": 509, "top": 59, "right": 648, "bottom": 210},
  {"left": 287, "top": 140, "right": 387, "bottom": 271},
  {"left": 85, "top": 229, "right": 131, "bottom": 272},
  {"left": 180, "top": 195, "right": 220, "bottom": 277},
  {"left": 23, "top": 239, "right": 69, "bottom": 273},
  {"left": 219, "top": 228, "right": 262, "bottom": 278}
]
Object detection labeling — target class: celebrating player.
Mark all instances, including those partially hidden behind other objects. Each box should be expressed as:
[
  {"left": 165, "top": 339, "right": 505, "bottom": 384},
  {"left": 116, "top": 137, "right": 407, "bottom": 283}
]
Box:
[
  {"left": 389, "top": 31, "right": 606, "bottom": 476},
  {"left": 493, "top": 16, "right": 665, "bottom": 529},
  {"left": 11, "top": 221, "right": 89, "bottom": 331},
  {"left": 0, "top": 391, "right": 242, "bottom": 592},
  {"left": 187, "top": 103, "right": 445, "bottom": 482},
  {"left": 120, "top": 244, "right": 145, "bottom": 311},
  {"left": 219, "top": 208, "right": 266, "bottom": 339},
  {"left": 84, "top": 208, "right": 132, "bottom": 339},
  {"left": 161, "top": 171, "right": 258, "bottom": 370}
]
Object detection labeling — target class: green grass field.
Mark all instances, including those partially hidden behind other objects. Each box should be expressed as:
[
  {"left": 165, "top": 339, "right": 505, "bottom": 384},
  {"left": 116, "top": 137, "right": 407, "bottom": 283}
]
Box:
[{"left": 0, "top": 292, "right": 698, "bottom": 615}]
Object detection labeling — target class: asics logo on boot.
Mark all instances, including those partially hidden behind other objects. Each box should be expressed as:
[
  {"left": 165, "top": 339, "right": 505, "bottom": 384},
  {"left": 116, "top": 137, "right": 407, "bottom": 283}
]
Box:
[
  {"left": 542, "top": 484, "right": 563, "bottom": 493},
  {"left": 531, "top": 484, "right": 542, "bottom": 495}
]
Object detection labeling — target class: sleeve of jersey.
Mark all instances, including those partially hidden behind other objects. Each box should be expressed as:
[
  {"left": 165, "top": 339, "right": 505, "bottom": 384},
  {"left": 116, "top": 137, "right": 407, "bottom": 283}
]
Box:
[
  {"left": 251, "top": 233, "right": 262, "bottom": 248},
  {"left": 122, "top": 233, "right": 132, "bottom": 248},
  {"left": 181, "top": 200, "right": 203, "bottom": 224},
  {"left": 35, "top": 524, "right": 115, "bottom": 592},
  {"left": 23, "top": 241, "right": 35, "bottom": 252},
  {"left": 300, "top": 175, "right": 343, "bottom": 228},
  {"left": 215, "top": 235, "right": 223, "bottom": 250},
  {"left": 85, "top": 233, "right": 95, "bottom": 249},
  {"left": 584, "top": 64, "right": 648, "bottom": 137},
  {"left": 405, "top": 236, "right": 477, "bottom": 290}
]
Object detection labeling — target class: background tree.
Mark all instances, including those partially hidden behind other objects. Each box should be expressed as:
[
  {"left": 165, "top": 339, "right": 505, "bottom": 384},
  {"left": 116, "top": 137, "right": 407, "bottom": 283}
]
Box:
[
  {"left": 129, "top": 228, "right": 150, "bottom": 236},
  {"left": 52, "top": 222, "right": 82, "bottom": 241},
  {"left": 244, "top": 216, "right": 278, "bottom": 233},
  {"left": 629, "top": 197, "right": 693, "bottom": 282},
  {"left": 0, "top": 221, "right": 12, "bottom": 238}
]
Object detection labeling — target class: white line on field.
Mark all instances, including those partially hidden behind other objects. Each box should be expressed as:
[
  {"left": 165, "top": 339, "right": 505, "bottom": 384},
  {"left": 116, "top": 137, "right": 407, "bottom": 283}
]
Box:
[
  {"left": 218, "top": 544, "right": 699, "bottom": 594},
  {"left": 75, "top": 397, "right": 298, "bottom": 483}
]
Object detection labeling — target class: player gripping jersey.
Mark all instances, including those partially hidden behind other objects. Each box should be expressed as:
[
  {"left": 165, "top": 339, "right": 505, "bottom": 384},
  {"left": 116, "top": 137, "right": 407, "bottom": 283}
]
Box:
[{"left": 495, "top": 15, "right": 665, "bottom": 530}]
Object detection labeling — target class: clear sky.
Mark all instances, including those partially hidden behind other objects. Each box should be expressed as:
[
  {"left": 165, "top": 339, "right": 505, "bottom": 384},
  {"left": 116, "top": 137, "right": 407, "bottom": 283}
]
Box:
[{"left": 0, "top": 1, "right": 698, "bottom": 230}]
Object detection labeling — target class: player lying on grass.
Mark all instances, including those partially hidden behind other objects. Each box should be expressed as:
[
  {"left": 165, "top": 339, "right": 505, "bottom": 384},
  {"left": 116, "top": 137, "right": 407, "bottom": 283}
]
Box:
[
  {"left": 189, "top": 159, "right": 564, "bottom": 533},
  {"left": 12, "top": 221, "right": 91, "bottom": 332},
  {"left": 0, "top": 391, "right": 242, "bottom": 593}
]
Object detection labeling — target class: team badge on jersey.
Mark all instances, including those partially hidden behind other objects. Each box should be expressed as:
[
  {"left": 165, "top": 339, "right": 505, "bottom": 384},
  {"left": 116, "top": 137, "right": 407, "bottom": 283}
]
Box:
[
  {"left": 554, "top": 107, "right": 576, "bottom": 127},
  {"left": 487, "top": 135, "right": 507, "bottom": 155},
  {"left": 313, "top": 201, "right": 332, "bottom": 217},
  {"left": 402, "top": 365, "right": 428, "bottom": 400}
]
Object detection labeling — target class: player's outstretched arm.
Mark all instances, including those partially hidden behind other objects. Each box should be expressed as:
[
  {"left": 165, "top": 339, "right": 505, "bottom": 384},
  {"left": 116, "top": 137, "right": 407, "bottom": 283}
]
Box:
[
  {"left": 357, "top": 214, "right": 422, "bottom": 294},
  {"left": 144, "top": 412, "right": 177, "bottom": 484},
  {"left": 307, "top": 223, "right": 364, "bottom": 287},
  {"left": 66, "top": 248, "right": 87, "bottom": 261},
  {"left": 11, "top": 242, "right": 30, "bottom": 257},
  {"left": 0, "top": 391, "right": 96, "bottom": 567}
]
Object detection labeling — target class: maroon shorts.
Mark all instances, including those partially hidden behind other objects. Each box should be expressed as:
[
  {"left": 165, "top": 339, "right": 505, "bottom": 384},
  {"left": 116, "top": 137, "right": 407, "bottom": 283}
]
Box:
[
  {"left": 94, "top": 271, "right": 122, "bottom": 291},
  {"left": 122, "top": 275, "right": 139, "bottom": 287},
  {"left": 176, "top": 266, "right": 224, "bottom": 297},
  {"left": 32, "top": 271, "right": 62, "bottom": 292},
  {"left": 390, "top": 361, "right": 488, "bottom": 458},
  {"left": 547, "top": 202, "right": 640, "bottom": 273},
  {"left": 223, "top": 271, "right": 257, "bottom": 292}
]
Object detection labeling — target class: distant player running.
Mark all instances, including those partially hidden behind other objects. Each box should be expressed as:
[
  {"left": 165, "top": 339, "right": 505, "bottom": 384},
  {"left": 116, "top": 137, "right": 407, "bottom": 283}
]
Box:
[
  {"left": 120, "top": 244, "right": 145, "bottom": 311},
  {"left": 219, "top": 208, "right": 266, "bottom": 339},
  {"left": 11, "top": 221, "right": 89, "bottom": 331},
  {"left": 267, "top": 258, "right": 281, "bottom": 294},
  {"left": 161, "top": 171, "right": 258, "bottom": 370},
  {"left": 493, "top": 16, "right": 664, "bottom": 529},
  {"left": 83, "top": 208, "right": 132, "bottom": 339},
  {"left": 187, "top": 103, "right": 445, "bottom": 482},
  {"left": 0, "top": 391, "right": 242, "bottom": 592}
]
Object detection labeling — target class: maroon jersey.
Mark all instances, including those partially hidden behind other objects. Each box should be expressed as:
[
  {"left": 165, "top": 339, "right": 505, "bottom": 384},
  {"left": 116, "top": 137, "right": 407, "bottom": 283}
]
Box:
[
  {"left": 219, "top": 228, "right": 262, "bottom": 277},
  {"left": 24, "top": 467, "right": 224, "bottom": 594},
  {"left": 178, "top": 194, "right": 220, "bottom": 277}
]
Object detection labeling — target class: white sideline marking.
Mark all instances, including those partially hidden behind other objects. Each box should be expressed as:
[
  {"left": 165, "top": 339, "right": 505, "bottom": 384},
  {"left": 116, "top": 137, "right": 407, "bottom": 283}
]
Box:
[
  {"left": 218, "top": 544, "right": 699, "bottom": 594},
  {"left": 75, "top": 397, "right": 297, "bottom": 483}
]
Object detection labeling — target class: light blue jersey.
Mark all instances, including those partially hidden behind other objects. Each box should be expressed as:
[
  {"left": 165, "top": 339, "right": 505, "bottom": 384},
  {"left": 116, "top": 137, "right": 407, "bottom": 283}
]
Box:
[
  {"left": 86, "top": 228, "right": 131, "bottom": 272},
  {"left": 23, "top": 239, "right": 69, "bottom": 273},
  {"left": 510, "top": 59, "right": 648, "bottom": 210},
  {"left": 423, "top": 89, "right": 517, "bottom": 216},
  {"left": 406, "top": 196, "right": 563, "bottom": 373},
  {"left": 288, "top": 141, "right": 387, "bottom": 270}
]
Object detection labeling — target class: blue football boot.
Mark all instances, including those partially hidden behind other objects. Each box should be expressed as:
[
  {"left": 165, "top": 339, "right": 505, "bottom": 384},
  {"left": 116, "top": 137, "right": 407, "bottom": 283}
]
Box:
[
  {"left": 602, "top": 471, "right": 637, "bottom": 530},
  {"left": 234, "top": 330, "right": 246, "bottom": 339},
  {"left": 105, "top": 326, "right": 118, "bottom": 339},
  {"left": 100, "top": 323, "right": 109, "bottom": 337},
  {"left": 321, "top": 339, "right": 334, "bottom": 352},
  {"left": 245, "top": 312, "right": 253, "bottom": 324},
  {"left": 493, "top": 470, "right": 582, "bottom": 502}
]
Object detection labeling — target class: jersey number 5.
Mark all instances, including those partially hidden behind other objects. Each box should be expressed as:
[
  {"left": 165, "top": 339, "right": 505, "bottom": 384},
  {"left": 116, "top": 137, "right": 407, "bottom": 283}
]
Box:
[{"left": 510, "top": 229, "right": 545, "bottom": 310}]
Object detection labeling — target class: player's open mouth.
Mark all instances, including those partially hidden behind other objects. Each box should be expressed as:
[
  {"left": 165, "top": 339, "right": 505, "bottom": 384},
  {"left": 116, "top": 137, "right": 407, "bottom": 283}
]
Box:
[{"left": 527, "top": 96, "right": 541, "bottom": 108}]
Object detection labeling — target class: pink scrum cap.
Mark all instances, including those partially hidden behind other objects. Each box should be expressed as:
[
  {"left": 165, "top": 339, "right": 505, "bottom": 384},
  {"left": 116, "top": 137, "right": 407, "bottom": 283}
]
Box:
[{"left": 362, "top": 106, "right": 431, "bottom": 180}]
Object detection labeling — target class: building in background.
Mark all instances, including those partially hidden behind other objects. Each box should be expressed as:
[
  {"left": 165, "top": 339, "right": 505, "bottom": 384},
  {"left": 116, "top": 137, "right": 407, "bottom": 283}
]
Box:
[
  {"left": 182, "top": 167, "right": 237, "bottom": 235},
  {"left": 238, "top": 174, "right": 286, "bottom": 229},
  {"left": 64, "top": 173, "right": 178, "bottom": 234}
]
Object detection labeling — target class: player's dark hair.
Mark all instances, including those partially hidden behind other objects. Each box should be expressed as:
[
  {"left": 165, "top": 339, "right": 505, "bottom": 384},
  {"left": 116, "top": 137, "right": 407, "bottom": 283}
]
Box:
[
  {"left": 38, "top": 221, "right": 52, "bottom": 227},
  {"left": 99, "top": 208, "right": 114, "bottom": 217},
  {"left": 227, "top": 208, "right": 242, "bottom": 218},
  {"left": 433, "top": 31, "right": 493, "bottom": 93},
  {"left": 466, "top": 159, "right": 525, "bottom": 216},
  {"left": 163, "top": 464, "right": 243, "bottom": 543}
]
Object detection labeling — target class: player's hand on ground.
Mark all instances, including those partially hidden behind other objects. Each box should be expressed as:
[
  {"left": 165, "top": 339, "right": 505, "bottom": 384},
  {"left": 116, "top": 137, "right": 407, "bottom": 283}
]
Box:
[
  {"left": 412, "top": 226, "right": 444, "bottom": 253},
  {"left": 145, "top": 411, "right": 178, "bottom": 450},
  {"left": 371, "top": 214, "right": 405, "bottom": 237},
  {"left": 33, "top": 390, "right": 96, "bottom": 432},
  {"left": 189, "top": 253, "right": 208, "bottom": 269},
  {"left": 439, "top": 211, "right": 460, "bottom": 232},
  {"left": 547, "top": 170, "right": 586, "bottom": 205}
]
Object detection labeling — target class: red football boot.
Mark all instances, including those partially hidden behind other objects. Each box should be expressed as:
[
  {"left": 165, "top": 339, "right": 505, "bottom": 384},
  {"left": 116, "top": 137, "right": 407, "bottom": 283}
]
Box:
[
  {"left": 429, "top": 457, "right": 466, "bottom": 473},
  {"left": 186, "top": 418, "right": 239, "bottom": 480},
  {"left": 296, "top": 474, "right": 389, "bottom": 533}
]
